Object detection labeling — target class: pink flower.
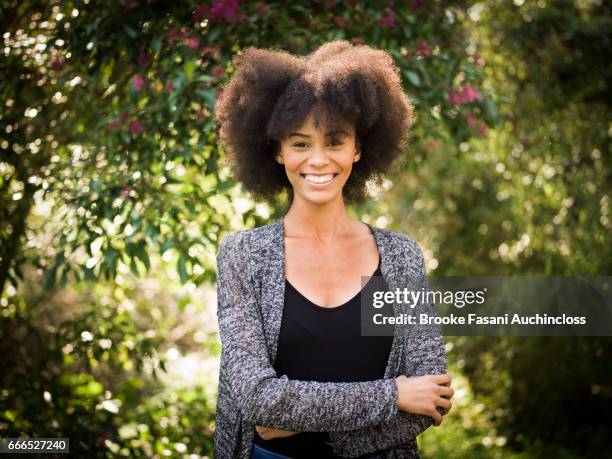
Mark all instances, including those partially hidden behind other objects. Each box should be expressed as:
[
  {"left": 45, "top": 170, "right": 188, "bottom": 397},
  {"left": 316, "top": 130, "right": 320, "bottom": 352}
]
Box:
[
  {"left": 334, "top": 16, "right": 347, "bottom": 28},
  {"left": 193, "top": 4, "right": 210, "bottom": 22},
  {"left": 209, "top": 0, "right": 244, "bottom": 24},
  {"left": 201, "top": 46, "right": 222, "bottom": 60},
  {"left": 108, "top": 120, "right": 120, "bottom": 131},
  {"left": 415, "top": 40, "right": 431, "bottom": 57},
  {"left": 448, "top": 89, "right": 464, "bottom": 105},
  {"left": 49, "top": 59, "right": 64, "bottom": 72},
  {"left": 448, "top": 84, "right": 482, "bottom": 105},
  {"left": 185, "top": 37, "right": 200, "bottom": 49},
  {"left": 465, "top": 111, "right": 477, "bottom": 126},
  {"left": 166, "top": 27, "right": 189, "bottom": 43},
  {"left": 132, "top": 74, "right": 145, "bottom": 91},
  {"left": 165, "top": 81, "right": 175, "bottom": 92},
  {"left": 378, "top": 8, "right": 397, "bottom": 28},
  {"left": 137, "top": 53, "right": 149, "bottom": 67},
  {"left": 196, "top": 110, "right": 206, "bottom": 122},
  {"left": 472, "top": 54, "right": 485, "bottom": 66},
  {"left": 461, "top": 84, "right": 481, "bottom": 103},
  {"left": 478, "top": 122, "right": 488, "bottom": 136},
  {"left": 212, "top": 65, "right": 226, "bottom": 78},
  {"left": 120, "top": 186, "right": 132, "bottom": 198},
  {"left": 166, "top": 28, "right": 179, "bottom": 42},
  {"left": 128, "top": 121, "right": 144, "bottom": 136}
]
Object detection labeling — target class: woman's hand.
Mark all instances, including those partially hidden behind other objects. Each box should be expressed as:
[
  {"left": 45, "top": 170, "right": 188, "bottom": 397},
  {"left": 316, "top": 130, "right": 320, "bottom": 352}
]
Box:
[
  {"left": 395, "top": 373, "right": 454, "bottom": 426},
  {"left": 255, "top": 425, "right": 299, "bottom": 440}
]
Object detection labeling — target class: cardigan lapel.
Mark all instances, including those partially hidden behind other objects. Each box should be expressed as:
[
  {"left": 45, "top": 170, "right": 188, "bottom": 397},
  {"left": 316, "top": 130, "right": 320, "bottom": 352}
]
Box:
[
  {"left": 247, "top": 218, "right": 285, "bottom": 365},
  {"left": 366, "top": 223, "right": 405, "bottom": 378},
  {"left": 253, "top": 217, "right": 404, "bottom": 376}
]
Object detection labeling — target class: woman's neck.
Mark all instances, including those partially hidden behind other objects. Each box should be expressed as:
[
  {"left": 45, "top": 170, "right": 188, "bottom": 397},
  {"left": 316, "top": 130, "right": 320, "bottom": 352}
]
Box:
[{"left": 283, "top": 196, "right": 356, "bottom": 242}]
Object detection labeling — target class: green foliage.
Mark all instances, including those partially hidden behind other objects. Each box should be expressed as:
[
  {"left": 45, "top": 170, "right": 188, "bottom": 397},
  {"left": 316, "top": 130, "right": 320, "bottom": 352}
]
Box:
[
  {"left": 1, "top": 0, "right": 492, "bottom": 296},
  {"left": 106, "top": 386, "right": 215, "bottom": 457},
  {"left": 378, "top": 1, "right": 611, "bottom": 457},
  {"left": 1, "top": 0, "right": 609, "bottom": 458},
  {"left": 0, "top": 290, "right": 164, "bottom": 456},
  {"left": 0, "top": 257, "right": 219, "bottom": 457},
  {"left": 449, "top": 336, "right": 612, "bottom": 457}
]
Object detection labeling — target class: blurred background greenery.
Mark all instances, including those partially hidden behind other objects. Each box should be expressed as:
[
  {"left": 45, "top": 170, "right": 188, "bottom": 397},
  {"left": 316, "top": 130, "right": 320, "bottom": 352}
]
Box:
[{"left": 1, "top": 0, "right": 610, "bottom": 458}]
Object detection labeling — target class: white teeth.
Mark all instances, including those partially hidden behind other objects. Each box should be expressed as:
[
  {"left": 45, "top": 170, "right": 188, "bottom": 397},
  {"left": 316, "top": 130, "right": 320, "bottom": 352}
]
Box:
[{"left": 304, "top": 174, "right": 334, "bottom": 184}]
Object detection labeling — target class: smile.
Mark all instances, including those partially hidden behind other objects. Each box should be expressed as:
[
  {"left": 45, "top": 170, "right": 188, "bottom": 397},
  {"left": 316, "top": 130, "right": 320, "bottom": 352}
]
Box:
[{"left": 301, "top": 173, "right": 339, "bottom": 185}]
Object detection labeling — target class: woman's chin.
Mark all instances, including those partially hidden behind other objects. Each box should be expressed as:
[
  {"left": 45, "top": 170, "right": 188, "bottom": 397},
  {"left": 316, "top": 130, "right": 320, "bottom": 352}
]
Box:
[{"left": 295, "top": 188, "right": 342, "bottom": 205}]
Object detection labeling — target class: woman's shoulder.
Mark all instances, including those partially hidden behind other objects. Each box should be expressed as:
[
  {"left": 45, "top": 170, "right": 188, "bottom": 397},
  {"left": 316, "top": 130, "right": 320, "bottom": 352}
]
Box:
[
  {"left": 370, "top": 224, "right": 424, "bottom": 255},
  {"left": 217, "top": 219, "right": 281, "bottom": 258},
  {"left": 368, "top": 224, "right": 427, "bottom": 275}
]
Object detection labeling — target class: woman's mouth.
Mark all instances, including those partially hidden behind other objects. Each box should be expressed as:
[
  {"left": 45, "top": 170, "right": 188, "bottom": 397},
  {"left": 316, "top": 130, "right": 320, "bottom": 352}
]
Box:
[{"left": 301, "top": 173, "right": 339, "bottom": 187}]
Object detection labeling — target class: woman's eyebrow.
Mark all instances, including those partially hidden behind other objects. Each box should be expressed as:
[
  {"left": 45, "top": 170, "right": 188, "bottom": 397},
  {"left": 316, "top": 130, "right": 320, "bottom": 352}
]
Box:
[{"left": 287, "top": 130, "right": 349, "bottom": 138}]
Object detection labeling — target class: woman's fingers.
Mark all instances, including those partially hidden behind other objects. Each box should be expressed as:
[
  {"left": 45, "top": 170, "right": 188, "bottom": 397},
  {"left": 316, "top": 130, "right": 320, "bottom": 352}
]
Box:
[
  {"left": 439, "top": 385, "right": 454, "bottom": 398},
  {"left": 430, "top": 408, "right": 443, "bottom": 425},
  {"left": 436, "top": 397, "right": 452, "bottom": 411},
  {"left": 430, "top": 373, "right": 452, "bottom": 385},
  {"left": 255, "top": 426, "right": 298, "bottom": 440}
]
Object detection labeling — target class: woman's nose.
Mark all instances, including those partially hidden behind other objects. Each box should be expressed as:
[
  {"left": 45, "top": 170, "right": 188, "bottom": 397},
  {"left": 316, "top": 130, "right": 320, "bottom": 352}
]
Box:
[{"left": 307, "top": 147, "right": 330, "bottom": 166}]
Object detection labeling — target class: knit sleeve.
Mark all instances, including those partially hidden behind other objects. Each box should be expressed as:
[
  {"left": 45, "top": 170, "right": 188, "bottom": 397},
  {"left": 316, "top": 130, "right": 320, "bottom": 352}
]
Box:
[
  {"left": 324, "top": 234, "right": 448, "bottom": 455},
  {"left": 216, "top": 230, "right": 400, "bottom": 432}
]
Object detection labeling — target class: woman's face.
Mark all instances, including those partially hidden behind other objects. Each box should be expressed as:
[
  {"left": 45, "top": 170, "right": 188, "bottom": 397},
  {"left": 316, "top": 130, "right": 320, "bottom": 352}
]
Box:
[{"left": 275, "top": 110, "right": 360, "bottom": 206}]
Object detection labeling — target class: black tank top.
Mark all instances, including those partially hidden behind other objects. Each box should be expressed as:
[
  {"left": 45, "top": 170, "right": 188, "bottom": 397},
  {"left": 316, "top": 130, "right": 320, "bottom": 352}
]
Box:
[{"left": 254, "top": 258, "right": 394, "bottom": 458}]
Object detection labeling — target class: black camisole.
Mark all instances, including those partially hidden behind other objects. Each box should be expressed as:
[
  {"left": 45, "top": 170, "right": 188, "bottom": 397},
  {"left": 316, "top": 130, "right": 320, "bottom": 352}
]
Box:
[{"left": 254, "top": 257, "right": 394, "bottom": 458}]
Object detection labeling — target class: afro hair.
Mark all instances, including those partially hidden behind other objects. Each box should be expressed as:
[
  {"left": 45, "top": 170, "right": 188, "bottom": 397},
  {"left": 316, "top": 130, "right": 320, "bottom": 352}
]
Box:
[{"left": 214, "top": 40, "right": 414, "bottom": 205}]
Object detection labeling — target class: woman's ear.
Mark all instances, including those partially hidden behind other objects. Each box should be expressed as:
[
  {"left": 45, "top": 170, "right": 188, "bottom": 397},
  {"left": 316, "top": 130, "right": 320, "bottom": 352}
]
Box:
[
  {"left": 275, "top": 154, "right": 284, "bottom": 165},
  {"left": 354, "top": 137, "right": 362, "bottom": 162}
]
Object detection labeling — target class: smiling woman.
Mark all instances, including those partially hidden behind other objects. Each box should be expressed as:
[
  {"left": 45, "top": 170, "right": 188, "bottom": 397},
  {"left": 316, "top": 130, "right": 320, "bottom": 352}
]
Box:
[
  {"left": 215, "top": 40, "right": 415, "bottom": 206},
  {"left": 213, "top": 40, "right": 453, "bottom": 459},
  {"left": 275, "top": 114, "right": 360, "bottom": 206}
]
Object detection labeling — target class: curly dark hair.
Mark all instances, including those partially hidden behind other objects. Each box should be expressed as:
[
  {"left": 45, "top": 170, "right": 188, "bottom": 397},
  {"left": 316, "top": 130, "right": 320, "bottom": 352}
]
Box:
[{"left": 214, "top": 40, "right": 414, "bottom": 205}]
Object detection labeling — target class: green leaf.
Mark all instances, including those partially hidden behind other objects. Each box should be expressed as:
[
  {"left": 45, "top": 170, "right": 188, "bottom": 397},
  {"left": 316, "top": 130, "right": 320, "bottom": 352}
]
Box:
[
  {"left": 151, "top": 38, "right": 162, "bottom": 54},
  {"left": 43, "top": 264, "right": 58, "bottom": 292},
  {"left": 160, "top": 238, "right": 174, "bottom": 253},
  {"left": 184, "top": 60, "right": 195, "bottom": 80},
  {"left": 124, "top": 25, "right": 137, "bottom": 38},
  {"left": 178, "top": 296, "right": 190, "bottom": 311},
  {"left": 60, "top": 263, "right": 70, "bottom": 288},
  {"left": 177, "top": 254, "right": 188, "bottom": 283},
  {"left": 104, "top": 246, "right": 119, "bottom": 276},
  {"left": 134, "top": 243, "right": 151, "bottom": 271},
  {"left": 405, "top": 70, "right": 421, "bottom": 87},
  {"left": 207, "top": 27, "right": 221, "bottom": 42},
  {"left": 484, "top": 99, "right": 498, "bottom": 120},
  {"left": 129, "top": 256, "right": 140, "bottom": 276}
]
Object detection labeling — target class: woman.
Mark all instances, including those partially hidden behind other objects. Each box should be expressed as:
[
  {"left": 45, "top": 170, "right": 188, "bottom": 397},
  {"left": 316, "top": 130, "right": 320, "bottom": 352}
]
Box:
[{"left": 213, "top": 41, "right": 453, "bottom": 459}]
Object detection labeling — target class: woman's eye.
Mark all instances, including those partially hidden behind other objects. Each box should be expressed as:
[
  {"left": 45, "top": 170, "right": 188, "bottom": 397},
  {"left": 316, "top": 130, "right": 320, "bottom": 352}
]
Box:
[{"left": 291, "top": 141, "right": 343, "bottom": 148}]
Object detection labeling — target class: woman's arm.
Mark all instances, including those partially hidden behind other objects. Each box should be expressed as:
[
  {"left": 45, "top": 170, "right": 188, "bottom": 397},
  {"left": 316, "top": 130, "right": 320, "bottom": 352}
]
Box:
[
  {"left": 216, "top": 230, "right": 399, "bottom": 432},
  {"left": 325, "top": 236, "right": 450, "bottom": 450},
  {"left": 397, "top": 237, "right": 449, "bottom": 433}
]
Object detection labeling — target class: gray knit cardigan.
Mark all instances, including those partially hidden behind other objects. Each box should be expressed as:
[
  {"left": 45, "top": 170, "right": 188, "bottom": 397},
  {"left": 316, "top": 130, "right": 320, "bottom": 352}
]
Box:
[{"left": 213, "top": 218, "right": 447, "bottom": 459}]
